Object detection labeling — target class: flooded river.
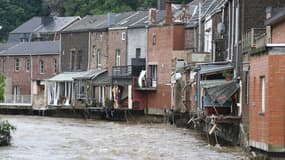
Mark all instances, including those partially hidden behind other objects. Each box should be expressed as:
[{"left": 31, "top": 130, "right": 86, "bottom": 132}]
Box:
[{"left": 0, "top": 115, "right": 246, "bottom": 160}]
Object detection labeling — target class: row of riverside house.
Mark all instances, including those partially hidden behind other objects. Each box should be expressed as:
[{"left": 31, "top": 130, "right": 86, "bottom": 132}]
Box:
[{"left": 0, "top": 0, "right": 285, "bottom": 156}]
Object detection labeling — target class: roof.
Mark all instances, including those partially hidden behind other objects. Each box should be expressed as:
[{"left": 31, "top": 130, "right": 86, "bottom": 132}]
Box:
[
  {"left": 201, "top": 80, "right": 239, "bottom": 105},
  {"left": 186, "top": 0, "right": 215, "bottom": 28},
  {"left": 114, "top": 11, "right": 149, "bottom": 29},
  {"left": 0, "top": 41, "right": 60, "bottom": 56},
  {"left": 63, "top": 14, "right": 108, "bottom": 32},
  {"left": 73, "top": 69, "right": 107, "bottom": 80},
  {"left": 265, "top": 8, "right": 285, "bottom": 25},
  {"left": 64, "top": 12, "right": 140, "bottom": 32},
  {"left": 93, "top": 72, "right": 112, "bottom": 85},
  {"left": 10, "top": 16, "right": 80, "bottom": 34},
  {"left": 199, "top": 63, "right": 233, "bottom": 74},
  {"left": 0, "top": 43, "right": 18, "bottom": 52},
  {"left": 47, "top": 72, "right": 83, "bottom": 82}
]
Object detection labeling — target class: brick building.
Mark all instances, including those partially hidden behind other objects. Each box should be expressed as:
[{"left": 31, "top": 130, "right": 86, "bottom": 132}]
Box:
[
  {"left": 248, "top": 7, "right": 285, "bottom": 153},
  {"left": 0, "top": 41, "right": 60, "bottom": 108}
]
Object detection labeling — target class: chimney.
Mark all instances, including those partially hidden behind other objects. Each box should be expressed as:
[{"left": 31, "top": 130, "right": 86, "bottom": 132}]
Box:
[
  {"left": 149, "top": 8, "right": 157, "bottom": 24},
  {"left": 165, "top": 1, "right": 173, "bottom": 24},
  {"left": 107, "top": 13, "right": 116, "bottom": 27},
  {"left": 266, "top": 7, "right": 272, "bottom": 44},
  {"left": 157, "top": 0, "right": 166, "bottom": 10}
]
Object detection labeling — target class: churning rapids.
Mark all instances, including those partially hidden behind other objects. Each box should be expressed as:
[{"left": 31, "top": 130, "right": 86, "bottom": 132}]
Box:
[{"left": 0, "top": 115, "right": 246, "bottom": 160}]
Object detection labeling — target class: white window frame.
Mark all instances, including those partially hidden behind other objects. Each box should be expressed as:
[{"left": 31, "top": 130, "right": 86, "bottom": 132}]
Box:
[
  {"left": 25, "top": 58, "right": 30, "bottom": 72},
  {"left": 261, "top": 77, "right": 266, "bottom": 113},
  {"left": 53, "top": 58, "right": 57, "bottom": 73},
  {"left": 97, "top": 49, "right": 102, "bottom": 67},
  {"left": 39, "top": 60, "right": 44, "bottom": 74},
  {"left": 122, "top": 32, "right": 126, "bottom": 40},
  {"left": 115, "top": 49, "right": 121, "bottom": 66},
  {"left": 15, "top": 58, "right": 20, "bottom": 71}
]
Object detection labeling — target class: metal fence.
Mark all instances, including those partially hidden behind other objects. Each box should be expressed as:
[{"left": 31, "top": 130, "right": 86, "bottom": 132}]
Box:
[{"left": 0, "top": 95, "right": 32, "bottom": 104}]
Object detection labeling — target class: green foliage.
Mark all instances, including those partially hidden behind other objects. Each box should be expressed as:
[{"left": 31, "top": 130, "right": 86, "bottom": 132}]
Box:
[
  {"left": 0, "top": 74, "right": 5, "bottom": 101},
  {"left": 0, "top": 120, "right": 16, "bottom": 136},
  {"left": 0, "top": 120, "right": 16, "bottom": 146},
  {"left": 0, "top": 0, "right": 46, "bottom": 42}
]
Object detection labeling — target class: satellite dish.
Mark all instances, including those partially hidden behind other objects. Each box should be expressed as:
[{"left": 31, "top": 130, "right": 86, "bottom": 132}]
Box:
[{"left": 217, "top": 23, "right": 225, "bottom": 35}]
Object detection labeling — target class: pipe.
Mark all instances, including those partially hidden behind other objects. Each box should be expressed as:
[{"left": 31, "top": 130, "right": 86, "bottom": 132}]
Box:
[
  {"left": 228, "top": 0, "right": 231, "bottom": 60},
  {"left": 198, "top": 2, "right": 202, "bottom": 52}
]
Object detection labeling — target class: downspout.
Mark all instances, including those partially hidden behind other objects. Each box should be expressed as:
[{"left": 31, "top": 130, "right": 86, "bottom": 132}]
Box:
[
  {"left": 231, "top": 0, "right": 235, "bottom": 62},
  {"left": 30, "top": 55, "right": 33, "bottom": 106},
  {"left": 228, "top": 0, "right": 231, "bottom": 61},
  {"left": 88, "top": 32, "right": 91, "bottom": 70},
  {"left": 198, "top": 3, "right": 202, "bottom": 52},
  {"left": 235, "top": 0, "right": 240, "bottom": 79}
]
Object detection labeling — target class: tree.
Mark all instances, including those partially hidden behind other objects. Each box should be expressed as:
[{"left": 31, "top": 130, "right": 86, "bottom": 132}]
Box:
[{"left": 0, "top": 74, "right": 5, "bottom": 101}]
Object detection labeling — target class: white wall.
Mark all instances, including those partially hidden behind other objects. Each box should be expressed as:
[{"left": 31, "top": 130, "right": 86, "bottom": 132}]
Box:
[{"left": 127, "top": 28, "right": 147, "bottom": 65}]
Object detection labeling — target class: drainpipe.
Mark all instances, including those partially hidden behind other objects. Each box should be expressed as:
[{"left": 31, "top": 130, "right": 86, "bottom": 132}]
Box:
[
  {"left": 231, "top": 0, "right": 235, "bottom": 62},
  {"left": 30, "top": 55, "right": 33, "bottom": 107},
  {"left": 228, "top": 0, "right": 231, "bottom": 61},
  {"left": 88, "top": 32, "right": 91, "bottom": 70},
  {"left": 198, "top": 2, "right": 202, "bottom": 52},
  {"left": 235, "top": 0, "right": 240, "bottom": 79}
]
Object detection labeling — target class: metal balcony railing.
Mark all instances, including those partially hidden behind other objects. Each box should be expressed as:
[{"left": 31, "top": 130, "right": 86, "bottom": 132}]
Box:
[
  {"left": 134, "top": 77, "right": 157, "bottom": 91},
  {"left": 242, "top": 28, "right": 266, "bottom": 52},
  {"left": 112, "top": 66, "right": 132, "bottom": 78},
  {"left": 0, "top": 95, "right": 32, "bottom": 104}
]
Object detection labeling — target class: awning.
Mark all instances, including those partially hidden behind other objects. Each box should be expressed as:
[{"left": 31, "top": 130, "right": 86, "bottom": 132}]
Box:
[
  {"left": 93, "top": 72, "right": 111, "bottom": 86},
  {"left": 199, "top": 63, "right": 233, "bottom": 74},
  {"left": 47, "top": 72, "right": 83, "bottom": 82},
  {"left": 201, "top": 80, "right": 239, "bottom": 105},
  {"left": 73, "top": 69, "right": 106, "bottom": 80}
]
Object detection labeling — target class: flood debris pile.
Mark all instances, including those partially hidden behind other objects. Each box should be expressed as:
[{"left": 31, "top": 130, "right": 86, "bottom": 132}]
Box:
[{"left": 0, "top": 120, "right": 16, "bottom": 146}]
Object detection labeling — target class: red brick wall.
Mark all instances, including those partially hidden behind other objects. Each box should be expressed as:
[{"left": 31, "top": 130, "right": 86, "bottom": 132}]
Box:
[
  {"left": 249, "top": 53, "right": 285, "bottom": 148},
  {"left": 146, "top": 25, "right": 185, "bottom": 110},
  {"left": 108, "top": 29, "right": 127, "bottom": 76},
  {"left": 0, "top": 55, "right": 59, "bottom": 95},
  {"left": 172, "top": 25, "right": 185, "bottom": 50},
  {"left": 271, "top": 21, "right": 285, "bottom": 44}
]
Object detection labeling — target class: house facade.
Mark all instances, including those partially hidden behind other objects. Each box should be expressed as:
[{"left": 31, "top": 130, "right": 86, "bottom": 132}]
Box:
[
  {"left": 248, "top": 7, "right": 285, "bottom": 153},
  {"left": 0, "top": 41, "right": 60, "bottom": 108}
]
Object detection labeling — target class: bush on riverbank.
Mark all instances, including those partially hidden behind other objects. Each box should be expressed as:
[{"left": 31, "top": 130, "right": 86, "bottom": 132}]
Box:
[{"left": 0, "top": 120, "right": 16, "bottom": 146}]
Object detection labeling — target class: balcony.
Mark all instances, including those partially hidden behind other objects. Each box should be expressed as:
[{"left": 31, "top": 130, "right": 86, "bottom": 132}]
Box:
[
  {"left": 112, "top": 66, "right": 132, "bottom": 79},
  {"left": 134, "top": 77, "right": 157, "bottom": 91},
  {"left": 242, "top": 28, "right": 266, "bottom": 53}
]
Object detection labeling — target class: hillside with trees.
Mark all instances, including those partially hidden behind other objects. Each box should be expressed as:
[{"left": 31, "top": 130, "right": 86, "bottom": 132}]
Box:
[{"left": 0, "top": 0, "right": 191, "bottom": 42}]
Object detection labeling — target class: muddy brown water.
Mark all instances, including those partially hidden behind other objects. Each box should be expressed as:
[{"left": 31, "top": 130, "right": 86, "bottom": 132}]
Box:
[{"left": 0, "top": 115, "right": 247, "bottom": 160}]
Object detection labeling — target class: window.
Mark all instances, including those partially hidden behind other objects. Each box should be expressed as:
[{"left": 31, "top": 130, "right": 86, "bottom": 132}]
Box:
[
  {"left": 152, "top": 33, "right": 156, "bottom": 45},
  {"left": 2, "top": 58, "right": 5, "bottom": 72},
  {"left": 15, "top": 58, "right": 20, "bottom": 71},
  {"left": 70, "top": 50, "right": 75, "bottom": 70},
  {"left": 53, "top": 59, "right": 57, "bottom": 73},
  {"left": 115, "top": 49, "right": 121, "bottom": 66},
  {"left": 39, "top": 60, "right": 44, "bottom": 73},
  {"left": 136, "top": 48, "right": 141, "bottom": 58},
  {"left": 25, "top": 58, "right": 30, "bottom": 71},
  {"left": 122, "top": 32, "right": 126, "bottom": 40},
  {"left": 149, "top": 65, "right": 157, "bottom": 88},
  {"left": 97, "top": 49, "right": 102, "bottom": 67},
  {"left": 77, "top": 50, "right": 82, "bottom": 70},
  {"left": 245, "top": 71, "right": 249, "bottom": 104},
  {"left": 261, "top": 77, "right": 266, "bottom": 113},
  {"left": 13, "top": 86, "right": 21, "bottom": 96}
]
